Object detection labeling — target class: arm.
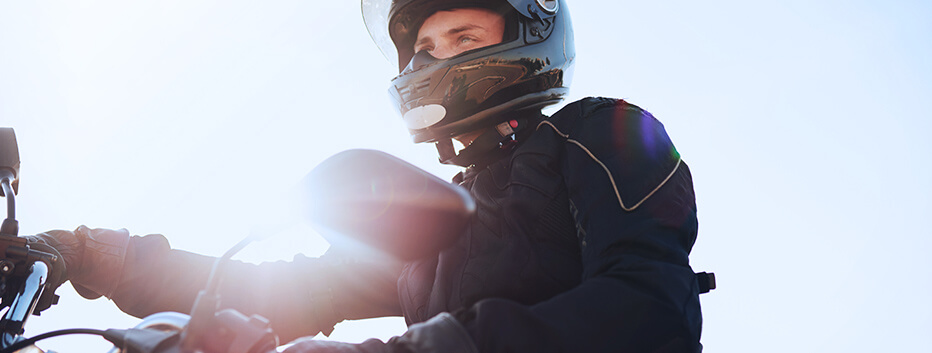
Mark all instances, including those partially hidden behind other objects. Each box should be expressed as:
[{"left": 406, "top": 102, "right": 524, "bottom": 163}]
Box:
[
  {"left": 31, "top": 227, "right": 403, "bottom": 344},
  {"left": 112, "top": 235, "right": 404, "bottom": 343}
]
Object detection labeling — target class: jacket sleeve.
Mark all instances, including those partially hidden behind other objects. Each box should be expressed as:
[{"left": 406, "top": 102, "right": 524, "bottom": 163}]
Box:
[
  {"left": 454, "top": 98, "right": 703, "bottom": 352},
  {"left": 108, "top": 234, "right": 404, "bottom": 343}
]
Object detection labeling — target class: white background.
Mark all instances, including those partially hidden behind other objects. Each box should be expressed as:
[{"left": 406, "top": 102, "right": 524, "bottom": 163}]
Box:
[{"left": 1, "top": 1, "right": 930, "bottom": 352}]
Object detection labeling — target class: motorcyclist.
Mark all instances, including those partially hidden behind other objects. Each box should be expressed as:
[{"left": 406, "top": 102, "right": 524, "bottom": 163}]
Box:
[{"left": 28, "top": 0, "right": 707, "bottom": 351}]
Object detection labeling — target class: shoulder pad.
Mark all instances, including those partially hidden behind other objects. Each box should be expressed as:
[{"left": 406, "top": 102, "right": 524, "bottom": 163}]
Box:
[{"left": 539, "top": 97, "right": 682, "bottom": 211}]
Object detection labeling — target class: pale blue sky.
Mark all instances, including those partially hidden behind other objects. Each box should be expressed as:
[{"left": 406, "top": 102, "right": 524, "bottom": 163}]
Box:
[{"left": 1, "top": 1, "right": 930, "bottom": 352}]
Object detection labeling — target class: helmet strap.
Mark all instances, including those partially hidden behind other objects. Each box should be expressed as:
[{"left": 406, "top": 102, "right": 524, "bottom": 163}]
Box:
[
  {"left": 437, "top": 115, "right": 540, "bottom": 168},
  {"left": 436, "top": 138, "right": 458, "bottom": 165}
]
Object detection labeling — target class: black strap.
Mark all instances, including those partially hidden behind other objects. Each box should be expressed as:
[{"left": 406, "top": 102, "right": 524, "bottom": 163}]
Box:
[{"left": 696, "top": 272, "right": 716, "bottom": 294}]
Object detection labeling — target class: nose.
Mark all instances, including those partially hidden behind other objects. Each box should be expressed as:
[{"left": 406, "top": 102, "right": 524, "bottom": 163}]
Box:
[
  {"left": 430, "top": 44, "right": 457, "bottom": 59},
  {"left": 403, "top": 50, "right": 440, "bottom": 74},
  {"left": 411, "top": 50, "right": 439, "bottom": 68}
]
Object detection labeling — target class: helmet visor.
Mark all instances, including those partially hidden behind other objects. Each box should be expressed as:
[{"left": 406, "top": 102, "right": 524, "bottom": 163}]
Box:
[
  {"left": 362, "top": 0, "right": 531, "bottom": 70},
  {"left": 361, "top": 0, "right": 398, "bottom": 67}
]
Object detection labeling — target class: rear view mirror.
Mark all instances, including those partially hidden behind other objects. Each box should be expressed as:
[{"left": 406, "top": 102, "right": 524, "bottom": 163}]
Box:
[{"left": 300, "top": 149, "right": 475, "bottom": 260}]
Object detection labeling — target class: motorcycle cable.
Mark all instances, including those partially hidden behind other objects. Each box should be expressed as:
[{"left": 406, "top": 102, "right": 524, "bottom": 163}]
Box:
[
  {"left": 1, "top": 326, "right": 186, "bottom": 353},
  {"left": 0, "top": 328, "right": 109, "bottom": 353},
  {"left": 179, "top": 233, "right": 258, "bottom": 351}
]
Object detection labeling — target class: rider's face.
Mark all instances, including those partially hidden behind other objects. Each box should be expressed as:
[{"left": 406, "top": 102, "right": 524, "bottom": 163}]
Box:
[{"left": 414, "top": 8, "right": 505, "bottom": 60}]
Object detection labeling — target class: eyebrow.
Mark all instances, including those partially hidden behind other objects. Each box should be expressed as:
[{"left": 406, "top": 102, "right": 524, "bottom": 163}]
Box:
[
  {"left": 445, "top": 24, "right": 483, "bottom": 36},
  {"left": 415, "top": 24, "right": 485, "bottom": 48}
]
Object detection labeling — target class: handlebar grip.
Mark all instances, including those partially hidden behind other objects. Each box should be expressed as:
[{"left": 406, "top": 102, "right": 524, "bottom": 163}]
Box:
[{"left": 22, "top": 242, "right": 65, "bottom": 315}]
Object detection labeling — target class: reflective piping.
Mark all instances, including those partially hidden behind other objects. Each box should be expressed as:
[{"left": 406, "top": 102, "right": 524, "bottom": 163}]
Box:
[
  {"left": 538, "top": 120, "right": 568, "bottom": 137},
  {"left": 538, "top": 120, "right": 682, "bottom": 212}
]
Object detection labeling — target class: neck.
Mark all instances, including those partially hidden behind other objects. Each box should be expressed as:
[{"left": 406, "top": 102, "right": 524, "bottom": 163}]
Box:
[{"left": 438, "top": 109, "right": 545, "bottom": 167}]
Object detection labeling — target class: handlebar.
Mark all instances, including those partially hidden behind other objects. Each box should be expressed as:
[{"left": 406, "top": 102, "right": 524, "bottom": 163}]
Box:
[{"left": 0, "top": 260, "right": 47, "bottom": 345}]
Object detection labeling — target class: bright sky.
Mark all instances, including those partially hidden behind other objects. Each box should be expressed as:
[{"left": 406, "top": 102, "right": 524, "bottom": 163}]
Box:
[{"left": 1, "top": 1, "right": 930, "bottom": 352}]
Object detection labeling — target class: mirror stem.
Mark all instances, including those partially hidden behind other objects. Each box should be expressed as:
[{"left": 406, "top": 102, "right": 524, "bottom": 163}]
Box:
[{"left": 0, "top": 179, "right": 16, "bottom": 236}]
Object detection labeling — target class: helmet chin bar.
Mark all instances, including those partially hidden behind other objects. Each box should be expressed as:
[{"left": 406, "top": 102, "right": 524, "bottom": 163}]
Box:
[{"left": 411, "top": 89, "right": 567, "bottom": 144}]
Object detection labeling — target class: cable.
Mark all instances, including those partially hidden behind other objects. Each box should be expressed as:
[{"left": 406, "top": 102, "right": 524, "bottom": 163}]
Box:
[
  {"left": 0, "top": 328, "right": 108, "bottom": 353},
  {"left": 181, "top": 234, "right": 256, "bottom": 351},
  {"left": 203, "top": 235, "right": 254, "bottom": 296}
]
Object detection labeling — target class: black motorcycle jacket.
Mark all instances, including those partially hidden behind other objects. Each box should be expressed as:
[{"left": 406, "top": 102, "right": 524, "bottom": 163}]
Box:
[
  {"left": 100, "top": 97, "right": 703, "bottom": 352},
  {"left": 399, "top": 97, "right": 702, "bottom": 352}
]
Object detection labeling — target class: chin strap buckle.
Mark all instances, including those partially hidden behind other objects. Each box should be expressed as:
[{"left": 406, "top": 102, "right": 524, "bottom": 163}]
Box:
[
  {"left": 696, "top": 272, "right": 716, "bottom": 294},
  {"left": 436, "top": 120, "right": 526, "bottom": 168}
]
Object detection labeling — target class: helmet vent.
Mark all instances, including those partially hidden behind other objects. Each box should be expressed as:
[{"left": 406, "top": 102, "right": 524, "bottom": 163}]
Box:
[{"left": 399, "top": 78, "right": 431, "bottom": 101}]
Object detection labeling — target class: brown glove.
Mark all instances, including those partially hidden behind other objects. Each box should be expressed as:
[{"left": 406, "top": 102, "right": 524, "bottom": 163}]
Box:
[
  {"left": 27, "top": 225, "right": 130, "bottom": 299},
  {"left": 280, "top": 313, "right": 478, "bottom": 353}
]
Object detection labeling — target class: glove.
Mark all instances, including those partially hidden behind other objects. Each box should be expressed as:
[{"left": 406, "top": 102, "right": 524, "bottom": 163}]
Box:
[
  {"left": 26, "top": 225, "right": 130, "bottom": 299},
  {"left": 280, "top": 339, "right": 388, "bottom": 353},
  {"left": 280, "top": 313, "right": 478, "bottom": 353}
]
